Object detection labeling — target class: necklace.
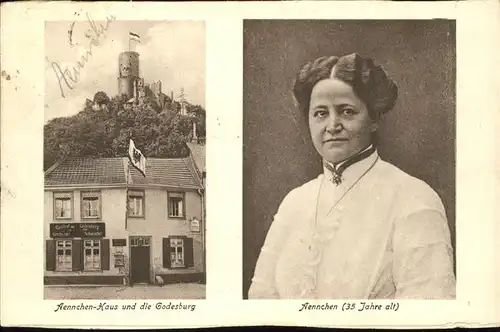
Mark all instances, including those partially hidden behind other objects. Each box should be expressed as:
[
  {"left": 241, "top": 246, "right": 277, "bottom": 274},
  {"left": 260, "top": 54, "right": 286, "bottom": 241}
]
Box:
[
  {"left": 324, "top": 145, "right": 377, "bottom": 186},
  {"left": 315, "top": 155, "right": 380, "bottom": 226},
  {"left": 303, "top": 155, "right": 379, "bottom": 298},
  {"left": 300, "top": 155, "right": 380, "bottom": 299}
]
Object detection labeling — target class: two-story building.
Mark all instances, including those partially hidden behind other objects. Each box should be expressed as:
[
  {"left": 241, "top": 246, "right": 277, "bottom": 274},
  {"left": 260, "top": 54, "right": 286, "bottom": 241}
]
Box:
[{"left": 44, "top": 154, "right": 205, "bottom": 286}]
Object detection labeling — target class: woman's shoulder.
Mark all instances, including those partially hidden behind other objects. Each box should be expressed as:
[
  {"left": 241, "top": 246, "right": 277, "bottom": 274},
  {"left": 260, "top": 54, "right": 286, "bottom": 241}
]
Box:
[
  {"left": 278, "top": 176, "right": 323, "bottom": 209},
  {"left": 375, "top": 159, "right": 445, "bottom": 215}
]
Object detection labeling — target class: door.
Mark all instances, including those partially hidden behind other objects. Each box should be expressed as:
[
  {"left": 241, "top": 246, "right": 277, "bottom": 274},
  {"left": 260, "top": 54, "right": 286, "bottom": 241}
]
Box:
[{"left": 130, "top": 236, "right": 151, "bottom": 284}]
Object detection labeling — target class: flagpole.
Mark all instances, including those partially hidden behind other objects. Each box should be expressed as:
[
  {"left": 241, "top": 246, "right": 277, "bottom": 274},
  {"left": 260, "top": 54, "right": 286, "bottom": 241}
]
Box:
[{"left": 125, "top": 157, "right": 130, "bottom": 230}]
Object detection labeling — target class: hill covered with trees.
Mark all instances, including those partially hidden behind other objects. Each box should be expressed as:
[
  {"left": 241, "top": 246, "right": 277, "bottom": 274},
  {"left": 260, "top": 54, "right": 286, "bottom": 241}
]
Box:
[{"left": 44, "top": 91, "right": 206, "bottom": 170}]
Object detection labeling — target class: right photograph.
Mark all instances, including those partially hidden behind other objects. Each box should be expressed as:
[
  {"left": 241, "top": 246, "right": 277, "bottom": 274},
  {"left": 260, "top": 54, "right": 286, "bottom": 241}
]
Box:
[{"left": 242, "top": 20, "right": 456, "bottom": 300}]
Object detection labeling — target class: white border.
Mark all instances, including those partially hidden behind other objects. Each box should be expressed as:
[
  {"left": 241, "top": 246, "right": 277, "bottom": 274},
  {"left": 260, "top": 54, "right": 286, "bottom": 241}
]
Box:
[{"left": 1, "top": 0, "right": 499, "bottom": 328}]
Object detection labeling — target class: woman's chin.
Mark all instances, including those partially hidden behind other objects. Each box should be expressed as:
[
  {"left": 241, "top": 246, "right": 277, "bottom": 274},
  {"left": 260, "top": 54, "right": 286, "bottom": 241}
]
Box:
[
  {"left": 320, "top": 148, "right": 351, "bottom": 164},
  {"left": 322, "top": 154, "right": 349, "bottom": 164}
]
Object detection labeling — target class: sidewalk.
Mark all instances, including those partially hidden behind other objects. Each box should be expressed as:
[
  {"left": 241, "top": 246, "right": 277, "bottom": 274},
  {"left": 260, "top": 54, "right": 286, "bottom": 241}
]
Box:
[{"left": 44, "top": 283, "right": 205, "bottom": 300}]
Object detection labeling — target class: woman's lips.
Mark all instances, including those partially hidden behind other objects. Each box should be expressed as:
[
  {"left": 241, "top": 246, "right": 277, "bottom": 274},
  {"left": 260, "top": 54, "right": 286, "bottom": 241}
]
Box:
[{"left": 324, "top": 138, "right": 348, "bottom": 143}]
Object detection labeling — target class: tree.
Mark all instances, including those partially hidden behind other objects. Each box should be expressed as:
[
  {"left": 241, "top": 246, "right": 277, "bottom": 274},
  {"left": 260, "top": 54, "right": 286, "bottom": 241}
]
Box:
[
  {"left": 93, "top": 91, "right": 110, "bottom": 106},
  {"left": 44, "top": 91, "right": 206, "bottom": 170}
]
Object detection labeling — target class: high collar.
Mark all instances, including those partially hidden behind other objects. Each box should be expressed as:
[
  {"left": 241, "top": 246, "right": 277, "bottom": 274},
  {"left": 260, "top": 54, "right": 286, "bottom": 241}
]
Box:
[{"left": 323, "top": 145, "right": 378, "bottom": 185}]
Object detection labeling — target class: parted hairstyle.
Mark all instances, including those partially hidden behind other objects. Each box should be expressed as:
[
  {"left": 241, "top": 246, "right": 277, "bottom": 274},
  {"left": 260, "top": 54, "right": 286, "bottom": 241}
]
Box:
[{"left": 293, "top": 53, "right": 398, "bottom": 120}]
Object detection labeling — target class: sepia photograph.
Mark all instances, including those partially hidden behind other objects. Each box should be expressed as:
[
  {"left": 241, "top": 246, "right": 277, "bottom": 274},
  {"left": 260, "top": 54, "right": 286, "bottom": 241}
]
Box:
[
  {"left": 43, "top": 19, "right": 206, "bottom": 299},
  {"left": 243, "top": 20, "right": 456, "bottom": 300}
]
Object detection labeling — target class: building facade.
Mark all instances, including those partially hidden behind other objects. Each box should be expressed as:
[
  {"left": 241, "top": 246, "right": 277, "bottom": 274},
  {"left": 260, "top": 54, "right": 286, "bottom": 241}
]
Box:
[{"left": 44, "top": 155, "right": 205, "bottom": 286}]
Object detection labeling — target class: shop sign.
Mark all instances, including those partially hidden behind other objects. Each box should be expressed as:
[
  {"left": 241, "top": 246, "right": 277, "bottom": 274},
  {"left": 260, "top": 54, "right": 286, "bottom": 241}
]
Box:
[
  {"left": 114, "top": 253, "right": 125, "bottom": 267},
  {"left": 50, "top": 222, "right": 105, "bottom": 238},
  {"left": 113, "top": 239, "right": 127, "bottom": 247},
  {"left": 190, "top": 218, "right": 200, "bottom": 232}
]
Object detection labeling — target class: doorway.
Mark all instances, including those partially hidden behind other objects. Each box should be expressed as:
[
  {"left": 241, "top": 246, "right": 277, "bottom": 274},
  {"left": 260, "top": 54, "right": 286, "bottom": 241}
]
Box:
[{"left": 129, "top": 236, "right": 151, "bottom": 284}]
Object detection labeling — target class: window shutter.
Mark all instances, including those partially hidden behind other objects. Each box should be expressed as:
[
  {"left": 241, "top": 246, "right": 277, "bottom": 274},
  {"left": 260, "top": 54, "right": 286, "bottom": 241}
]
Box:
[
  {"left": 46, "top": 240, "right": 56, "bottom": 271},
  {"left": 163, "top": 237, "right": 171, "bottom": 268},
  {"left": 72, "top": 239, "right": 83, "bottom": 271},
  {"left": 184, "top": 237, "right": 194, "bottom": 268},
  {"left": 101, "top": 239, "right": 110, "bottom": 270}
]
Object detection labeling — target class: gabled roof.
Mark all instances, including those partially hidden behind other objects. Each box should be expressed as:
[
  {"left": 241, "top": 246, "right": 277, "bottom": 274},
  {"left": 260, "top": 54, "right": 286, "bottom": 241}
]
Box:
[
  {"left": 45, "top": 156, "right": 203, "bottom": 189},
  {"left": 44, "top": 158, "right": 126, "bottom": 186},
  {"left": 128, "top": 157, "right": 202, "bottom": 189},
  {"left": 187, "top": 142, "right": 206, "bottom": 174}
]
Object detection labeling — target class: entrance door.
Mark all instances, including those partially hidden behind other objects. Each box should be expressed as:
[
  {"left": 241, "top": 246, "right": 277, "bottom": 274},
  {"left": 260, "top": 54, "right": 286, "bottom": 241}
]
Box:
[{"left": 130, "top": 236, "right": 151, "bottom": 284}]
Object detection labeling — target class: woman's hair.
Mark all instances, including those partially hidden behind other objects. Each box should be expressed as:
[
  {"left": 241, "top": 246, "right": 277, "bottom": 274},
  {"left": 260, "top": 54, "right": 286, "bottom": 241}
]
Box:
[{"left": 292, "top": 53, "right": 398, "bottom": 120}]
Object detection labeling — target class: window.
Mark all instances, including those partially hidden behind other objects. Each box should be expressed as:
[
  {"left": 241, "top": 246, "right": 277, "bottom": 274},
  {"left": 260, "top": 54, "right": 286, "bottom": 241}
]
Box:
[
  {"left": 163, "top": 237, "right": 194, "bottom": 269},
  {"left": 81, "top": 192, "right": 101, "bottom": 219},
  {"left": 168, "top": 192, "right": 185, "bottom": 218},
  {"left": 56, "top": 240, "right": 72, "bottom": 271},
  {"left": 83, "top": 239, "right": 101, "bottom": 270},
  {"left": 54, "top": 192, "right": 73, "bottom": 220},
  {"left": 128, "top": 190, "right": 144, "bottom": 217},
  {"left": 130, "top": 236, "right": 150, "bottom": 247},
  {"left": 170, "top": 238, "right": 184, "bottom": 268}
]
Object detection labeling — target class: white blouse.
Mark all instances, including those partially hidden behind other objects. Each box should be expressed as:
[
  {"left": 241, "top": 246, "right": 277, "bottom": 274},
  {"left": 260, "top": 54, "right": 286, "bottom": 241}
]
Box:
[{"left": 248, "top": 151, "right": 456, "bottom": 299}]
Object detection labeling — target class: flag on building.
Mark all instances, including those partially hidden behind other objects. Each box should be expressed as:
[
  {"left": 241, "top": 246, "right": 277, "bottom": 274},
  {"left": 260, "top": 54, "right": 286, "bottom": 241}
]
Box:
[
  {"left": 128, "top": 139, "right": 146, "bottom": 177},
  {"left": 129, "top": 32, "right": 141, "bottom": 43}
]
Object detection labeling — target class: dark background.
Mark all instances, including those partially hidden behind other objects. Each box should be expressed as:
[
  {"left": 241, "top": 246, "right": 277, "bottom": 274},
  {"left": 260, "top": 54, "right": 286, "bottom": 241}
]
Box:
[{"left": 242, "top": 20, "right": 456, "bottom": 299}]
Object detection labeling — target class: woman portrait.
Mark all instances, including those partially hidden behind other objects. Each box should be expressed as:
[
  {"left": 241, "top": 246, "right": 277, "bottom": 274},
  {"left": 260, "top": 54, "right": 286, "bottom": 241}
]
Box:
[{"left": 243, "top": 20, "right": 456, "bottom": 300}]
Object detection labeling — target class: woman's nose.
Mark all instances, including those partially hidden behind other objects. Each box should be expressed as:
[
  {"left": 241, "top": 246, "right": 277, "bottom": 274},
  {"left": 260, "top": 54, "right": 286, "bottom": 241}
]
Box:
[{"left": 326, "top": 113, "right": 342, "bottom": 132}]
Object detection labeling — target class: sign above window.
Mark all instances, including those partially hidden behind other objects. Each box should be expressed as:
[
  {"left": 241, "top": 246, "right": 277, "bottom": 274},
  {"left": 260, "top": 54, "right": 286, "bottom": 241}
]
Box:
[
  {"left": 50, "top": 222, "right": 105, "bottom": 238},
  {"left": 112, "top": 239, "right": 127, "bottom": 247},
  {"left": 130, "top": 236, "right": 151, "bottom": 247}
]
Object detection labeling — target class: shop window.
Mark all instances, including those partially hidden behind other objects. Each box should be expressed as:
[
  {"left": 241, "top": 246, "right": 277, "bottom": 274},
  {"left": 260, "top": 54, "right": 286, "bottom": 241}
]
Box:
[
  {"left": 81, "top": 192, "right": 101, "bottom": 219},
  {"left": 128, "top": 190, "right": 145, "bottom": 218},
  {"left": 56, "top": 240, "right": 72, "bottom": 271},
  {"left": 54, "top": 192, "right": 73, "bottom": 220},
  {"left": 168, "top": 192, "right": 185, "bottom": 218},
  {"left": 46, "top": 239, "right": 110, "bottom": 272},
  {"left": 84, "top": 239, "right": 101, "bottom": 270}
]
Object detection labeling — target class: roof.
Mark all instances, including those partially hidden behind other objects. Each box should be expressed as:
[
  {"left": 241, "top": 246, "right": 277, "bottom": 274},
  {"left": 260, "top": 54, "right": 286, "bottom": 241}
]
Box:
[
  {"left": 45, "top": 156, "right": 203, "bottom": 189},
  {"left": 187, "top": 142, "right": 206, "bottom": 173},
  {"left": 44, "top": 158, "right": 126, "bottom": 186},
  {"left": 128, "top": 157, "right": 202, "bottom": 189}
]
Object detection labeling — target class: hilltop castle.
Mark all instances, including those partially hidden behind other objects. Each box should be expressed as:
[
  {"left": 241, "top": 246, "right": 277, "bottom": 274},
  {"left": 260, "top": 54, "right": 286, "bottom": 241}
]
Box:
[
  {"left": 117, "top": 50, "right": 164, "bottom": 108},
  {"left": 117, "top": 50, "right": 188, "bottom": 116}
]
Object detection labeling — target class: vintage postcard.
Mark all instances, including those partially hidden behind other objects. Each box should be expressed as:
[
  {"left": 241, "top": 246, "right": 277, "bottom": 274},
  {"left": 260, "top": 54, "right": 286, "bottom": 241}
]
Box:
[{"left": 1, "top": 0, "right": 499, "bottom": 329}]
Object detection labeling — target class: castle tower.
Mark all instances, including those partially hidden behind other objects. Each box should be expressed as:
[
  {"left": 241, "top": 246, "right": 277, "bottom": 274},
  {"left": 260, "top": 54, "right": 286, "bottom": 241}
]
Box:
[
  {"left": 117, "top": 51, "right": 140, "bottom": 98},
  {"left": 179, "top": 88, "right": 188, "bottom": 116}
]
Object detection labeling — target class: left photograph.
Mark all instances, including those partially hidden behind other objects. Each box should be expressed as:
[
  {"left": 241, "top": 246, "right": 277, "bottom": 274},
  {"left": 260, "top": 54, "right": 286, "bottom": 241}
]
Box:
[{"left": 43, "top": 19, "right": 206, "bottom": 299}]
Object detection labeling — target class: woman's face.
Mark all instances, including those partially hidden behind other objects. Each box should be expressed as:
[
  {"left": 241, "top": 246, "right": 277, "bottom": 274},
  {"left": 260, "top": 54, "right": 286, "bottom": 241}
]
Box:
[{"left": 309, "top": 78, "right": 377, "bottom": 164}]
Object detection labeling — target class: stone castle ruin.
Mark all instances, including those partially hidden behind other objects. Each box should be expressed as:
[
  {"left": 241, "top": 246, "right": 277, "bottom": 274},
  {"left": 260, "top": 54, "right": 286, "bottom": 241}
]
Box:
[{"left": 117, "top": 50, "right": 169, "bottom": 110}]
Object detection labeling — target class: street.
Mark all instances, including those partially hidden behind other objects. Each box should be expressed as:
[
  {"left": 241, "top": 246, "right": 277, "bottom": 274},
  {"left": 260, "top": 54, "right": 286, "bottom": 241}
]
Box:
[{"left": 44, "top": 283, "right": 205, "bottom": 300}]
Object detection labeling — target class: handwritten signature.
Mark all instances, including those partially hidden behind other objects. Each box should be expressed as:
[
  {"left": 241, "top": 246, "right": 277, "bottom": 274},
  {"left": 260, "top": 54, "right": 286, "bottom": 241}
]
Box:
[{"left": 50, "top": 13, "right": 116, "bottom": 98}]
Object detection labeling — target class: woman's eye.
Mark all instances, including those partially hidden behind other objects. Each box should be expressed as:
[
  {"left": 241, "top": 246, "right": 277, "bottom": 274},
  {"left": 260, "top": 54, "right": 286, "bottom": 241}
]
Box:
[
  {"left": 341, "top": 108, "right": 356, "bottom": 116},
  {"left": 313, "top": 110, "right": 328, "bottom": 118}
]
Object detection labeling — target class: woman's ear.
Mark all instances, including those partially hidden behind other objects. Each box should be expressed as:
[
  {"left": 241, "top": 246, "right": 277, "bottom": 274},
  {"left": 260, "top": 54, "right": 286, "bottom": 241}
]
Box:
[{"left": 370, "top": 112, "right": 380, "bottom": 132}]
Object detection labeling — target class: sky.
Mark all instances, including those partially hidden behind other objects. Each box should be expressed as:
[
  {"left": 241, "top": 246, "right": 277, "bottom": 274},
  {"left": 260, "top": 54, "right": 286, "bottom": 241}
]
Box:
[{"left": 44, "top": 19, "right": 205, "bottom": 123}]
